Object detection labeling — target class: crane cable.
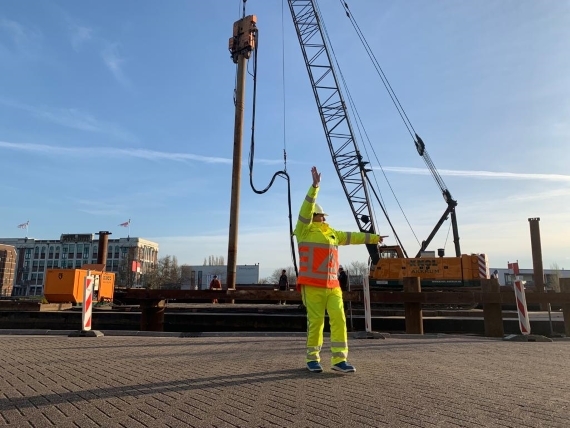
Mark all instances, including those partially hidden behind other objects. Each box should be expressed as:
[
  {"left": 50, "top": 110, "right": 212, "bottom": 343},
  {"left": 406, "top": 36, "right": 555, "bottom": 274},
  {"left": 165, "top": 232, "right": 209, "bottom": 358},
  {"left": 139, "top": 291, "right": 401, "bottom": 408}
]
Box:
[
  {"left": 339, "top": 0, "right": 452, "bottom": 200},
  {"left": 313, "top": 0, "right": 419, "bottom": 250},
  {"left": 235, "top": 0, "right": 299, "bottom": 277}
]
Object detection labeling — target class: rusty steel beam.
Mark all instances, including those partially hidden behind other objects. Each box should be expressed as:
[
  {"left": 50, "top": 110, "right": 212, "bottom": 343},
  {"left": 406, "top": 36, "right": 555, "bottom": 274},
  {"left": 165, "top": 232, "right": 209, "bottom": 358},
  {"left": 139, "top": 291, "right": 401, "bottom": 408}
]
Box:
[
  {"left": 124, "top": 288, "right": 570, "bottom": 305},
  {"left": 528, "top": 218, "right": 546, "bottom": 297},
  {"left": 561, "top": 278, "right": 570, "bottom": 336},
  {"left": 96, "top": 231, "right": 111, "bottom": 270}
]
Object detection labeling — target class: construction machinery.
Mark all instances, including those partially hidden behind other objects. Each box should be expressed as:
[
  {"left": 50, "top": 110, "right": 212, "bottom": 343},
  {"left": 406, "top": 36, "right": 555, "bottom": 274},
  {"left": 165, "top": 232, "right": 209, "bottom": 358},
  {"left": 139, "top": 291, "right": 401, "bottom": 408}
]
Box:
[
  {"left": 44, "top": 268, "right": 115, "bottom": 304},
  {"left": 286, "top": 0, "right": 488, "bottom": 288}
]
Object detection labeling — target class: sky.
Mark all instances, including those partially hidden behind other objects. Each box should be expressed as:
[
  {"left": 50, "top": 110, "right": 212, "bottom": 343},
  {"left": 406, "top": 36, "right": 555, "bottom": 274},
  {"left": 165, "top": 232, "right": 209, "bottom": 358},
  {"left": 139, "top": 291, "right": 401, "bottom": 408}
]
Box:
[{"left": 1, "top": 0, "right": 569, "bottom": 280}]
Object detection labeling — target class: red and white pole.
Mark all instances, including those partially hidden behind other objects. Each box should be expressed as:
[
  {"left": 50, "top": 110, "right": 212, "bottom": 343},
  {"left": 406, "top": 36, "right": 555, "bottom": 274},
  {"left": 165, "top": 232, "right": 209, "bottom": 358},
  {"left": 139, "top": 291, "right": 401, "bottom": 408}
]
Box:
[
  {"left": 82, "top": 270, "right": 94, "bottom": 331},
  {"left": 514, "top": 279, "right": 531, "bottom": 335}
]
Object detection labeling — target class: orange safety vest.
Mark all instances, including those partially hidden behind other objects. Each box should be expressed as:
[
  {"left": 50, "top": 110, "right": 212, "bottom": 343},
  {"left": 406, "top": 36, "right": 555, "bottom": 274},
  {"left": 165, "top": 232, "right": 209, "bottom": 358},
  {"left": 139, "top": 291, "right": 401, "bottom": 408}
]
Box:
[{"left": 298, "top": 242, "right": 339, "bottom": 288}]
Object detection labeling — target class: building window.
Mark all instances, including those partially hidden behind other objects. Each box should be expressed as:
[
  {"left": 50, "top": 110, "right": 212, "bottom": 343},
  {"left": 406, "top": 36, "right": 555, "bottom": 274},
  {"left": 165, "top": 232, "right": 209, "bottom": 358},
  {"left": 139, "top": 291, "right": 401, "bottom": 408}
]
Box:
[
  {"left": 32, "top": 261, "right": 39, "bottom": 272},
  {"left": 39, "top": 261, "right": 45, "bottom": 270},
  {"left": 34, "top": 247, "right": 39, "bottom": 259},
  {"left": 107, "top": 245, "right": 113, "bottom": 259},
  {"left": 83, "top": 245, "right": 90, "bottom": 260},
  {"left": 47, "top": 261, "right": 53, "bottom": 269},
  {"left": 48, "top": 246, "right": 54, "bottom": 259},
  {"left": 68, "top": 244, "right": 75, "bottom": 259},
  {"left": 75, "top": 260, "right": 82, "bottom": 268}
]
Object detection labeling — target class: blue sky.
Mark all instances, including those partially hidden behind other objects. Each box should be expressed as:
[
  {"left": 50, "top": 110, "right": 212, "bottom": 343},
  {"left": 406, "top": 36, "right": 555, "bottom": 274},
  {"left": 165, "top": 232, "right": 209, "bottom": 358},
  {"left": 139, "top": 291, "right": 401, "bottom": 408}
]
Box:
[{"left": 1, "top": 0, "right": 569, "bottom": 279}]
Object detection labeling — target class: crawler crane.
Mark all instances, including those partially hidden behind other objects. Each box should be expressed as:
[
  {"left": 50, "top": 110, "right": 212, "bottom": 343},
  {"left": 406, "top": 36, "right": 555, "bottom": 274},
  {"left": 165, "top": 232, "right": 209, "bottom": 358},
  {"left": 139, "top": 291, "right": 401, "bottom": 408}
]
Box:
[{"left": 286, "top": 0, "right": 488, "bottom": 288}]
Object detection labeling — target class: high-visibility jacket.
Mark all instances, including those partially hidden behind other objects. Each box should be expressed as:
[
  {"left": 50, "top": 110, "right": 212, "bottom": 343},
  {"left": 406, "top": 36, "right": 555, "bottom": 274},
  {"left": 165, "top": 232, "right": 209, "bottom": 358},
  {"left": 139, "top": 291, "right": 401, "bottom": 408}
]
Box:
[{"left": 293, "top": 185, "right": 380, "bottom": 290}]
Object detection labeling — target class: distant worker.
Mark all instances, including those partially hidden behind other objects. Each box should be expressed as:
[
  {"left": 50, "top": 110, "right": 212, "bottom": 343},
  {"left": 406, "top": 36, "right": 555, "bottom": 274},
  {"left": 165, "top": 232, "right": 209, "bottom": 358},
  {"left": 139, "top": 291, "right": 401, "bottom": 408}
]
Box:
[
  {"left": 338, "top": 266, "right": 348, "bottom": 292},
  {"left": 209, "top": 275, "right": 222, "bottom": 304},
  {"left": 491, "top": 270, "right": 499, "bottom": 280},
  {"left": 278, "top": 269, "right": 289, "bottom": 305},
  {"left": 294, "top": 166, "right": 383, "bottom": 374}
]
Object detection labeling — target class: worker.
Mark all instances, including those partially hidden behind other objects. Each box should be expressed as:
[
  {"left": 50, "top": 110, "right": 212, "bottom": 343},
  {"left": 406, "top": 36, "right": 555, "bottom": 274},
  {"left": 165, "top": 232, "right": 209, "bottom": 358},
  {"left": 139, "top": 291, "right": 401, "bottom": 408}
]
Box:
[
  {"left": 338, "top": 266, "right": 348, "bottom": 292},
  {"left": 209, "top": 275, "right": 222, "bottom": 304},
  {"left": 294, "top": 166, "right": 383, "bottom": 373},
  {"left": 278, "top": 269, "right": 289, "bottom": 305}
]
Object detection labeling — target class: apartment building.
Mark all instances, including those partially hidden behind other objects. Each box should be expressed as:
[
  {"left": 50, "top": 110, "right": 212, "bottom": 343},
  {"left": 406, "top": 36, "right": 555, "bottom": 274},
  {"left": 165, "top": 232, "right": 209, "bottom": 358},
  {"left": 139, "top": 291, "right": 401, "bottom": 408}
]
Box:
[{"left": 0, "top": 244, "right": 17, "bottom": 297}]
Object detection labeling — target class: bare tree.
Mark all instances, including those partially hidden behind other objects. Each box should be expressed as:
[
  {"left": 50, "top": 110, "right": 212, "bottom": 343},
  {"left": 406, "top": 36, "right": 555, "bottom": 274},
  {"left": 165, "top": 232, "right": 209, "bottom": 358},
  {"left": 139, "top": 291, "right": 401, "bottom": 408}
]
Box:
[
  {"left": 547, "top": 263, "right": 561, "bottom": 292},
  {"left": 142, "top": 255, "right": 182, "bottom": 289},
  {"left": 346, "top": 260, "right": 368, "bottom": 277},
  {"left": 265, "top": 266, "right": 296, "bottom": 285},
  {"left": 205, "top": 255, "right": 225, "bottom": 266}
]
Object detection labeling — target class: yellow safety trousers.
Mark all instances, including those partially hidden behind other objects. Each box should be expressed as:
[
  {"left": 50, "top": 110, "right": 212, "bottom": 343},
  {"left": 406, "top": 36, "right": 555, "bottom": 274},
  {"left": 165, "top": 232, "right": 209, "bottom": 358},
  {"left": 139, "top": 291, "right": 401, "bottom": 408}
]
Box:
[{"left": 302, "top": 285, "right": 348, "bottom": 365}]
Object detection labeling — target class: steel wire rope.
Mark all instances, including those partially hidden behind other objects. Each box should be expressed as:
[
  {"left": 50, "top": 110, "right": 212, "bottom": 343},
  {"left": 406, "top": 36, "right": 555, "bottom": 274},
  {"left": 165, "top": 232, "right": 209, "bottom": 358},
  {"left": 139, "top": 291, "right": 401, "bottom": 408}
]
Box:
[
  {"left": 339, "top": 0, "right": 452, "bottom": 201},
  {"left": 314, "top": 0, "right": 419, "bottom": 249},
  {"left": 338, "top": 0, "right": 457, "bottom": 251}
]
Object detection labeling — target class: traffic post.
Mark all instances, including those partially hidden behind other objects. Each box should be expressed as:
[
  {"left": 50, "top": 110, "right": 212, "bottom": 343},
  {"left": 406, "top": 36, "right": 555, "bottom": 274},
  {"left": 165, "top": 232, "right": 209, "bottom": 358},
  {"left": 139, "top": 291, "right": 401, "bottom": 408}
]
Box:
[
  {"left": 514, "top": 280, "right": 531, "bottom": 335},
  {"left": 504, "top": 261, "right": 551, "bottom": 342},
  {"left": 69, "top": 270, "right": 104, "bottom": 337},
  {"left": 353, "top": 274, "right": 386, "bottom": 339}
]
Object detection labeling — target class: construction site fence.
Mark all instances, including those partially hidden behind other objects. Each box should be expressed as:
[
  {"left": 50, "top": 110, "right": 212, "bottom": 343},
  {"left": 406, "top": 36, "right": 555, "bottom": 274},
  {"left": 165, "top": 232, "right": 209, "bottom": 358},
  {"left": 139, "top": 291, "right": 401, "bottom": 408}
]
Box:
[{"left": 124, "top": 278, "right": 570, "bottom": 336}]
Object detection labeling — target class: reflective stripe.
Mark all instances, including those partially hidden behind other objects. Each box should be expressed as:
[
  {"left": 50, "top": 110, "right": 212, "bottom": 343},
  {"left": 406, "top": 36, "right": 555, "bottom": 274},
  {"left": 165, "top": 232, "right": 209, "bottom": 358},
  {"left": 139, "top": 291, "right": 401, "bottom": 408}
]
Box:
[
  {"left": 307, "top": 346, "right": 321, "bottom": 352},
  {"left": 331, "top": 351, "right": 348, "bottom": 358},
  {"left": 345, "top": 232, "right": 352, "bottom": 244},
  {"left": 298, "top": 215, "right": 310, "bottom": 225},
  {"left": 305, "top": 194, "right": 316, "bottom": 204},
  {"left": 330, "top": 342, "right": 347, "bottom": 348},
  {"left": 364, "top": 233, "right": 372, "bottom": 244}
]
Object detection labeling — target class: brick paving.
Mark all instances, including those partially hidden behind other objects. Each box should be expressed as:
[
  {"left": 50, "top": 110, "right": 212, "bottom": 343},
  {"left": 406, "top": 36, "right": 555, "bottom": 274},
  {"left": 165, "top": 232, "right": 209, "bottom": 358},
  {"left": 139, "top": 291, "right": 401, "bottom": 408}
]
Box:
[{"left": 0, "top": 333, "right": 569, "bottom": 427}]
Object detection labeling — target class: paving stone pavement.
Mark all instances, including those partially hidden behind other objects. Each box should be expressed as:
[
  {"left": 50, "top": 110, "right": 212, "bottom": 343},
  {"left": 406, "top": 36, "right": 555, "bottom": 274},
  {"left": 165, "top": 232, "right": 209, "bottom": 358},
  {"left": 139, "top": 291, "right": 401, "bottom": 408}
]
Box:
[{"left": 0, "top": 333, "right": 569, "bottom": 427}]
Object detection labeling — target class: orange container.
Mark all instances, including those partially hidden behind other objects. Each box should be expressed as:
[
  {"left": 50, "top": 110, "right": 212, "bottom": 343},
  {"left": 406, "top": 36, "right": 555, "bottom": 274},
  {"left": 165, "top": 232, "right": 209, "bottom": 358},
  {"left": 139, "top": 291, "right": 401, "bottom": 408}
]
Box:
[{"left": 44, "top": 269, "right": 114, "bottom": 304}]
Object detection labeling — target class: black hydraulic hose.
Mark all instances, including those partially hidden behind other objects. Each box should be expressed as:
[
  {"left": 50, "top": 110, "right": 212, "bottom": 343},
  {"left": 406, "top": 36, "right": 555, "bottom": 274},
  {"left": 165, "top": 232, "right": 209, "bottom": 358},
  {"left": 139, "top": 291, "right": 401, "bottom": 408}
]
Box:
[{"left": 246, "top": 29, "right": 299, "bottom": 277}]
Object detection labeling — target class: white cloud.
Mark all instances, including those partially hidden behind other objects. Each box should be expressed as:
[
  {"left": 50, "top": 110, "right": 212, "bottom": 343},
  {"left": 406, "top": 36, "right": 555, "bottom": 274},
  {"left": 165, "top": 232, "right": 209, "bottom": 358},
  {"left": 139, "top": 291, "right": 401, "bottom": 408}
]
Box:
[
  {"left": 0, "top": 18, "right": 42, "bottom": 59},
  {"left": 0, "top": 141, "right": 281, "bottom": 165},
  {"left": 70, "top": 25, "right": 93, "bottom": 51},
  {"left": 101, "top": 43, "right": 130, "bottom": 87},
  {"left": 383, "top": 166, "right": 570, "bottom": 182},
  {"left": 0, "top": 98, "right": 136, "bottom": 142}
]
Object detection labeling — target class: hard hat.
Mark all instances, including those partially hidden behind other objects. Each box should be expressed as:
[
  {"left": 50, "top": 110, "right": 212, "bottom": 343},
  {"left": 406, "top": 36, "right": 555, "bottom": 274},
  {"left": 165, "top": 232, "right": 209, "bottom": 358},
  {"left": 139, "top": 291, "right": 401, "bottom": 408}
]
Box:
[{"left": 313, "top": 203, "right": 328, "bottom": 216}]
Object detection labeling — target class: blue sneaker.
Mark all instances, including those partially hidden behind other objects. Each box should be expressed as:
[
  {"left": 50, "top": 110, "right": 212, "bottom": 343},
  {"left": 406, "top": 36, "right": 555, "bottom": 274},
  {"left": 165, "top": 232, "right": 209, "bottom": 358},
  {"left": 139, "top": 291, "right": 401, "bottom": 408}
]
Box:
[
  {"left": 332, "top": 361, "right": 356, "bottom": 373},
  {"left": 306, "top": 361, "right": 323, "bottom": 373}
]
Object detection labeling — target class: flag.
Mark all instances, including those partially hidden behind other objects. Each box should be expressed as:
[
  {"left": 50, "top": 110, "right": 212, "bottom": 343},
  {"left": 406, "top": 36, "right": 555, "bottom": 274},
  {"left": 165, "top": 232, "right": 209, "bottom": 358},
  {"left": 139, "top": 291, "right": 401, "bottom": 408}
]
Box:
[
  {"left": 119, "top": 219, "right": 130, "bottom": 227},
  {"left": 17, "top": 221, "right": 29, "bottom": 229}
]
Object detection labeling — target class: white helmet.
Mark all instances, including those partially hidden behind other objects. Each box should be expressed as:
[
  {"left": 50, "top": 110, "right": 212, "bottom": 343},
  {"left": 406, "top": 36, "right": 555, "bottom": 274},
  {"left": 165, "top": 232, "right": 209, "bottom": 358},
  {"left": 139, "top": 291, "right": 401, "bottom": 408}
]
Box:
[{"left": 313, "top": 203, "right": 328, "bottom": 216}]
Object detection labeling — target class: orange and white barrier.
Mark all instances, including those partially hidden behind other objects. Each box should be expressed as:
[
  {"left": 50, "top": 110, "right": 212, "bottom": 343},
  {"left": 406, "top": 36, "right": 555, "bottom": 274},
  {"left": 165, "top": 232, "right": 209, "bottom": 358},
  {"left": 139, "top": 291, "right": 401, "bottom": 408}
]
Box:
[
  {"left": 477, "top": 254, "right": 489, "bottom": 278},
  {"left": 82, "top": 272, "right": 95, "bottom": 331},
  {"left": 514, "top": 280, "right": 531, "bottom": 335}
]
